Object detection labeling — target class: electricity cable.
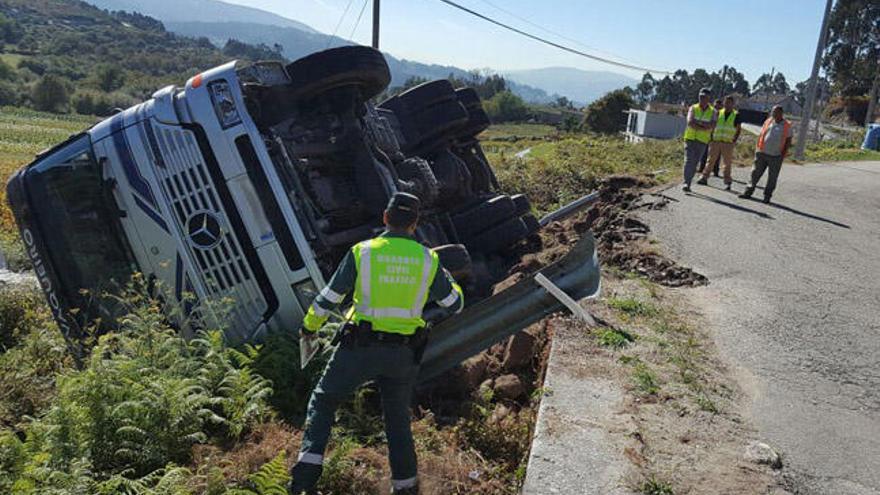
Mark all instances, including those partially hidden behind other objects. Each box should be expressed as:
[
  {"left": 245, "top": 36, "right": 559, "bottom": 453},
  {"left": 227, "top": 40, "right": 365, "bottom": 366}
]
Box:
[
  {"left": 475, "top": 0, "right": 655, "bottom": 69},
  {"left": 349, "top": 0, "right": 370, "bottom": 41},
  {"left": 435, "top": 0, "right": 673, "bottom": 75},
  {"left": 327, "top": 0, "right": 356, "bottom": 48}
]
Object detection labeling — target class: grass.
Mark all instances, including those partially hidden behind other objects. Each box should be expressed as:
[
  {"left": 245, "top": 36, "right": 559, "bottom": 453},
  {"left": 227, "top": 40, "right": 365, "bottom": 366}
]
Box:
[
  {"left": 487, "top": 133, "right": 681, "bottom": 214},
  {"left": 478, "top": 123, "right": 559, "bottom": 141},
  {"left": 595, "top": 327, "right": 635, "bottom": 349},
  {"left": 632, "top": 362, "right": 660, "bottom": 395},
  {"left": 640, "top": 476, "right": 675, "bottom": 495},
  {"left": 607, "top": 296, "right": 659, "bottom": 319}
]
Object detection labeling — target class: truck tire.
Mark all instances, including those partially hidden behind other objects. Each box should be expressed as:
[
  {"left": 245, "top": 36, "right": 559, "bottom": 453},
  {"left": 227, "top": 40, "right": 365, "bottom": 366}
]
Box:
[
  {"left": 465, "top": 217, "right": 529, "bottom": 254},
  {"left": 433, "top": 244, "right": 472, "bottom": 281},
  {"left": 452, "top": 195, "right": 515, "bottom": 239},
  {"left": 511, "top": 194, "right": 531, "bottom": 216},
  {"left": 285, "top": 46, "right": 391, "bottom": 101},
  {"left": 397, "top": 79, "right": 458, "bottom": 109},
  {"left": 455, "top": 87, "right": 491, "bottom": 137},
  {"left": 396, "top": 157, "right": 440, "bottom": 206},
  {"left": 404, "top": 100, "right": 469, "bottom": 153}
]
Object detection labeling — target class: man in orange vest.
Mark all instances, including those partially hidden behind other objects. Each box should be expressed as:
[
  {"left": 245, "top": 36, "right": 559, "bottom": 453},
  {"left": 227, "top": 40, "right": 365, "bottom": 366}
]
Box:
[{"left": 739, "top": 105, "right": 792, "bottom": 203}]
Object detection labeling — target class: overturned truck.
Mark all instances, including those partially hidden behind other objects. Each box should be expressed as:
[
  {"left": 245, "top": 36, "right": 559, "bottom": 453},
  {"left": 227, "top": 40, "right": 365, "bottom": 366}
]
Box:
[{"left": 7, "top": 47, "right": 599, "bottom": 373}]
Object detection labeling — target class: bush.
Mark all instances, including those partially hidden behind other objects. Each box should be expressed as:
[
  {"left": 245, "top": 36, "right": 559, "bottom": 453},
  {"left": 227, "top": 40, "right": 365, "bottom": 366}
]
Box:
[
  {"left": 0, "top": 302, "right": 71, "bottom": 427},
  {"left": 94, "top": 64, "right": 126, "bottom": 92},
  {"left": 73, "top": 90, "right": 137, "bottom": 116},
  {"left": 483, "top": 91, "right": 530, "bottom": 123},
  {"left": 0, "top": 59, "right": 16, "bottom": 81},
  {"left": 0, "top": 80, "right": 19, "bottom": 106},
  {"left": 31, "top": 74, "right": 69, "bottom": 112},
  {"left": 583, "top": 89, "right": 635, "bottom": 134},
  {"left": 0, "top": 289, "right": 273, "bottom": 491}
]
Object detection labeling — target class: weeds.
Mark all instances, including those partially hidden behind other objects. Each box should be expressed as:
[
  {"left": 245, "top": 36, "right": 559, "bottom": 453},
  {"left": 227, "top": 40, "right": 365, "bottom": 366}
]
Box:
[
  {"left": 640, "top": 475, "right": 675, "bottom": 495},
  {"left": 608, "top": 296, "right": 659, "bottom": 318},
  {"left": 595, "top": 327, "right": 635, "bottom": 349},
  {"left": 632, "top": 363, "right": 660, "bottom": 395}
]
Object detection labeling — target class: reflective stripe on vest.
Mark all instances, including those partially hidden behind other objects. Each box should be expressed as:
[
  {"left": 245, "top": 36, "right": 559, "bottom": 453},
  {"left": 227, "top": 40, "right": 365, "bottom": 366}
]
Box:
[
  {"left": 712, "top": 109, "right": 738, "bottom": 142},
  {"left": 756, "top": 118, "right": 792, "bottom": 152},
  {"left": 352, "top": 236, "right": 440, "bottom": 334},
  {"left": 683, "top": 104, "right": 715, "bottom": 143}
]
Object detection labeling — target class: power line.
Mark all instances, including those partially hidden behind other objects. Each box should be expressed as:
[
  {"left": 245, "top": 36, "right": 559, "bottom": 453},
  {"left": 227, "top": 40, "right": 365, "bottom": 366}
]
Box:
[
  {"left": 475, "top": 0, "right": 652, "bottom": 69},
  {"left": 435, "top": 0, "right": 673, "bottom": 75},
  {"left": 326, "top": 0, "right": 356, "bottom": 49},
  {"left": 349, "top": 0, "right": 370, "bottom": 41}
]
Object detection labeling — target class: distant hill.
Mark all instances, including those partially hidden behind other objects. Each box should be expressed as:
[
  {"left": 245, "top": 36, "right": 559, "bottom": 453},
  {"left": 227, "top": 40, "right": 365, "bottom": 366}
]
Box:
[
  {"left": 85, "top": 0, "right": 317, "bottom": 32},
  {"left": 86, "top": 0, "right": 556, "bottom": 103},
  {"left": 505, "top": 67, "right": 637, "bottom": 105},
  {"left": 0, "top": 0, "right": 286, "bottom": 114}
]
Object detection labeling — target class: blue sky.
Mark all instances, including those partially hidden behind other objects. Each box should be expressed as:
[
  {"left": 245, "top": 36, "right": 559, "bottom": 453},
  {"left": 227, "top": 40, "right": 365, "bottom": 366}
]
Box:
[{"left": 224, "top": 0, "right": 827, "bottom": 83}]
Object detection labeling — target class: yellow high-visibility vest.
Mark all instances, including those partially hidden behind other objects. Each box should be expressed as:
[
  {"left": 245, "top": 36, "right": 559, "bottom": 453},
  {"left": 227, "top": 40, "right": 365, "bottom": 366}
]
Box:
[
  {"left": 683, "top": 104, "right": 715, "bottom": 143},
  {"left": 712, "top": 109, "right": 738, "bottom": 142}
]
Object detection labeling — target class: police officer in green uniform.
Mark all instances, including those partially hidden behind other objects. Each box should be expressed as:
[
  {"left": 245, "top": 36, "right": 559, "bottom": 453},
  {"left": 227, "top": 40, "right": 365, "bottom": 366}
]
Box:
[{"left": 289, "top": 192, "right": 464, "bottom": 495}]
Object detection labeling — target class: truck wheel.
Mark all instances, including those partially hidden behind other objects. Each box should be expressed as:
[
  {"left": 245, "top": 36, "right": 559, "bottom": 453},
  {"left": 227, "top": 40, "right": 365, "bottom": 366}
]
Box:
[
  {"left": 396, "top": 157, "right": 440, "bottom": 206},
  {"left": 465, "top": 217, "right": 529, "bottom": 254},
  {"left": 455, "top": 87, "right": 491, "bottom": 137},
  {"left": 397, "top": 79, "right": 458, "bottom": 109},
  {"left": 404, "top": 100, "right": 469, "bottom": 153},
  {"left": 511, "top": 194, "right": 531, "bottom": 216},
  {"left": 286, "top": 46, "right": 390, "bottom": 101},
  {"left": 433, "top": 244, "right": 472, "bottom": 281},
  {"left": 452, "top": 195, "right": 515, "bottom": 239}
]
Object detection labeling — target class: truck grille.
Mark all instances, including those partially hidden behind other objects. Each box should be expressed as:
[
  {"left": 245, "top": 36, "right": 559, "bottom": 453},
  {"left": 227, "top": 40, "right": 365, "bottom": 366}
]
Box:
[{"left": 144, "top": 122, "right": 267, "bottom": 332}]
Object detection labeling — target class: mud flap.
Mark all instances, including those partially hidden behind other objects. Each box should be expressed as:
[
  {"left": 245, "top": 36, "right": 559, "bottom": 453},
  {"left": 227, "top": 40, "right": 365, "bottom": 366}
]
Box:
[{"left": 418, "top": 232, "right": 601, "bottom": 382}]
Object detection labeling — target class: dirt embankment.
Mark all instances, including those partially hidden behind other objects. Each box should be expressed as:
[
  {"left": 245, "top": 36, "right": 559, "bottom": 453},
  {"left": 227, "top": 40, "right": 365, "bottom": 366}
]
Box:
[{"left": 504, "top": 175, "right": 706, "bottom": 288}]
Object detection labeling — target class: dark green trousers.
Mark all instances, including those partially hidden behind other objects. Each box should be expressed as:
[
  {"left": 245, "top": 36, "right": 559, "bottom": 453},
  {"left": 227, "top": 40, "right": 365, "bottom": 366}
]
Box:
[{"left": 294, "top": 342, "right": 419, "bottom": 490}]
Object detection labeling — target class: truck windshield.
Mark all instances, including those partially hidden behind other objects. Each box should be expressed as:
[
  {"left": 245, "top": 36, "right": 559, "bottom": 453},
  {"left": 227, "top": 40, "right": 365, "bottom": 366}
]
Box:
[{"left": 25, "top": 135, "right": 136, "bottom": 320}]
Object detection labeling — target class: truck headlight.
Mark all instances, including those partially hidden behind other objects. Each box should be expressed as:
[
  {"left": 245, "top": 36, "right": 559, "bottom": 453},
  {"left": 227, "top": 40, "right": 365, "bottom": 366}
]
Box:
[{"left": 208, "top": 80, "right": 241, "bottom": 129}]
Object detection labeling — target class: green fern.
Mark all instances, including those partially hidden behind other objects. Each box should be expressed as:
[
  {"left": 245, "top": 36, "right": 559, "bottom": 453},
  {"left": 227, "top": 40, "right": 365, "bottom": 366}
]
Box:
[{"left": 226, "top": 452, "right": 290, "bottom": 495}]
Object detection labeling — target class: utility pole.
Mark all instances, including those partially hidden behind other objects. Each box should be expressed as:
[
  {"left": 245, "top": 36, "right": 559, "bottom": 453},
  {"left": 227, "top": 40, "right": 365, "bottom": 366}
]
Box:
[
  {"left": 372, "top": 0, "right": 380, "bottom": 49},
  {"left": 865, "top": 69, "right": 880, "bottom": 126},
  {"left": 795, "top": 0, "right": 833, "bottom": 161}
]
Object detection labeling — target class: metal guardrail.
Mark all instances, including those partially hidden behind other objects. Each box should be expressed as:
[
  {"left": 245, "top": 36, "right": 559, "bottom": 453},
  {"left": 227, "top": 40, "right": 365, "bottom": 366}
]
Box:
[
  {"left": 418, "top": 233, "right": 601, "bottom": 382},
  {"left": 539, "top": 191, "right": 600, "bottom": 227}
]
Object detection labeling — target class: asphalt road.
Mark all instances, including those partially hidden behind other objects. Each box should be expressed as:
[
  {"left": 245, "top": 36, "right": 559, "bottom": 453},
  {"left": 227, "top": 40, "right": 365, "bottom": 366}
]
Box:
[{"left": 642, "top": 161, "right": 880, "bottom": 495}]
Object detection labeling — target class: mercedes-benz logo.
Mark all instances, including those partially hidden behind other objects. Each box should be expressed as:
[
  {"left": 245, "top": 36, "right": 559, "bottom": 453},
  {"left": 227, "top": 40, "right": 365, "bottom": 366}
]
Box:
[{"left": 186, "top": 212, "right": 223, "bottom": 250}]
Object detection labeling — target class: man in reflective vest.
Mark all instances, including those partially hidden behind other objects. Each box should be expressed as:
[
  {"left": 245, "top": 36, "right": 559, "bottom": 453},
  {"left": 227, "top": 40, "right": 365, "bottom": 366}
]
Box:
[
  {"left": 289, "top": 192, "right": 464, "bottom": 495},
  {"left": 697, "top": 95, "right": 742, "bottom": 190},
  {"left": 681, "top": 88, "right": 717, "bottom": 192},
  {"left": 739, "top": 105, "right": 792, "bottom": 203}
]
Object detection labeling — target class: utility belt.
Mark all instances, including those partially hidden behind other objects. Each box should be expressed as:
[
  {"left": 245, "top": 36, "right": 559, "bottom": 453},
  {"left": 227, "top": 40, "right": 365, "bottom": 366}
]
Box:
[{"left": 334, "top": 320, "right": 429, "bottom": 363}]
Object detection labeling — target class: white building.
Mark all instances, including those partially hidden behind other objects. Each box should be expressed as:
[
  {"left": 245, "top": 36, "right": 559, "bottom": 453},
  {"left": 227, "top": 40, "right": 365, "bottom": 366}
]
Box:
[{"left": 624, "top": 109, "right": 687, "bottom": 142}]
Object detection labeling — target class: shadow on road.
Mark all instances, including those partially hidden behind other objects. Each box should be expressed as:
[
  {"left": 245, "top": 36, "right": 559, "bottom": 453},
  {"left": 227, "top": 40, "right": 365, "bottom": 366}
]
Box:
[
  {"left": 768, "top": 202, "right": 851, "bottom": 229},
  {"left": 731, "top": 178, "right": 765, "bottom": 190},
  {"left": 685, "top": 191, "right": 774, "bottom": 219}
]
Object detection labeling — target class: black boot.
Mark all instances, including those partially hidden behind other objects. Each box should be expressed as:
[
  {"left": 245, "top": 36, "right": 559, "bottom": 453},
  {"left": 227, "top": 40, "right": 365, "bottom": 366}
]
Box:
[
  {"left": 738, "top": 188, "right": 754, "bottom": 199},
  {"left": 288, "top": 463, "right": 322, "bottom": 495},
  {"left": 392, "top": 483, "right": 420, "bottom": 495},
  {"left": 762, "top": 196, "right": 772, "bottom": 204}
]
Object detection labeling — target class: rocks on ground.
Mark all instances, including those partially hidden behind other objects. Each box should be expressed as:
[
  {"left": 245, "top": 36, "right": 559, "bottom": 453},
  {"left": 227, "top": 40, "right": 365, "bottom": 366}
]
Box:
[
  {"left": 492, "top": 374, "right": 525, "bottom": 400},
  {"left": 744, "top": 441, "right": 783, "bottom": 469}
]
